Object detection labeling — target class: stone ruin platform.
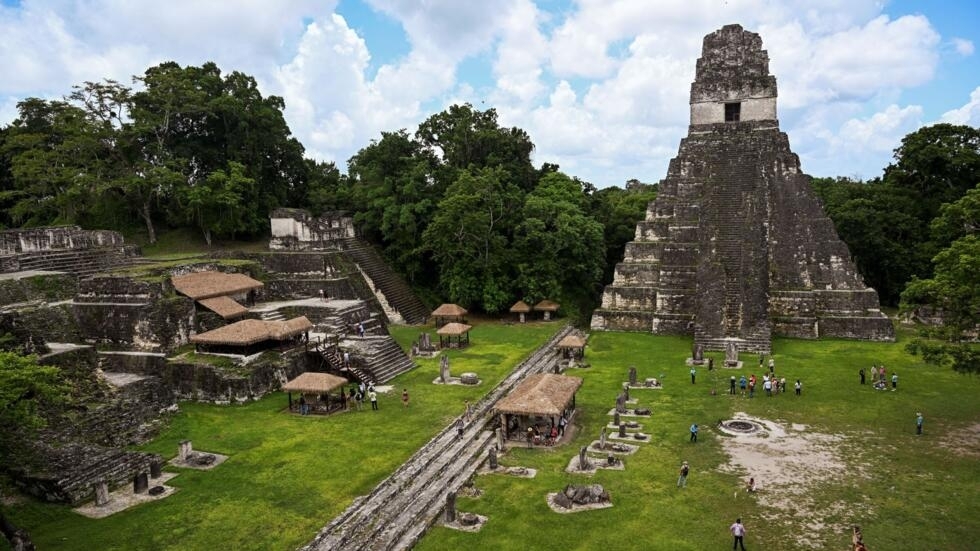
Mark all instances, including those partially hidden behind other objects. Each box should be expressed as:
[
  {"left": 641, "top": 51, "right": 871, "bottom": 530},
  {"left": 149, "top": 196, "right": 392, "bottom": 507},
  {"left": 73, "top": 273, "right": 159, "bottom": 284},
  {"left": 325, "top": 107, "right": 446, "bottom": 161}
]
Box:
[
  {"left": 478, "top": 465, "right": 537, "bottom": 478},
  {"left": 169, "top": 451, "right": 228, "bottom": 470},
  {"left": 440, "top": 512, "right": 488, "bottom": 532},
  {"left": 608, "top": 432, "right": 651, "bottom": 444},
  {"left": 73, "top": 472, "right": 179, "bottom": 518},
  {"left": 587, "top": 441, "right": 638, "bottom": 455},
  {"left": 606, "top": 408, "right": 650, "bottom": 417},
  {"left": 565, "top": 454, "right": 625, "bottom": 474},
  {"left": 606, "top": 421, "right": 643, "bottom": 431},
  {"left": 546, "top": 492, "right": 613, "bottom": 514}
]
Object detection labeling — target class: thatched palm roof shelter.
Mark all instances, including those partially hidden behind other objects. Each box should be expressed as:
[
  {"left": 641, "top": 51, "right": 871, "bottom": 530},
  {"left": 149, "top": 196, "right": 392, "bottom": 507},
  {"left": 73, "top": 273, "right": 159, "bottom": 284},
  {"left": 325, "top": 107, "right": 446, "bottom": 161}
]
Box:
[
  {"left": 283, "top": 372, "right": 348, "bottom": 394},
  {"left": 556, "top": 334, "right": 587, "bottom": 359},
  {"left": 282, "top": 372, "right": 349, "bottom": 415},
  {"left": 509, "top": 300, "right": 532, "bottom": 323},
  {"left": 190, "top": 316, "right": 313, "bottom": 354},
  {"left": 432, "top": 303, "right": 467, "bottom": 327},
  {"left": 198, "top": 296, "right": 248, "bottom": 320},
  {"left": 533, "top": 299, "right": 560, "bottom": 320},
  {"left": 496, "top": 373, "right": 582, "bottom": 441},
  {"left": 436, "top": 322, "right": 472, "bottom": 349},
  {"left": 171, "top": 271, "right": 263, "bottom": 300}
]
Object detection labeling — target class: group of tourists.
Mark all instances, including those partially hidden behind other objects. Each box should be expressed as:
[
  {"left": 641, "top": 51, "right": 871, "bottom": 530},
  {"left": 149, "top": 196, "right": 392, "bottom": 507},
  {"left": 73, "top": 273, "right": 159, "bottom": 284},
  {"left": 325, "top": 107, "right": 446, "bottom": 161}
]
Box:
[
  {"left": 860, "top": 365, "right": 898, "bottom": 391},
  {"left": 335, "top": 381, "right": 379, "bottom": 412},
  {"left": 727, "top": 371, "right": 802, "bottom": 399}
]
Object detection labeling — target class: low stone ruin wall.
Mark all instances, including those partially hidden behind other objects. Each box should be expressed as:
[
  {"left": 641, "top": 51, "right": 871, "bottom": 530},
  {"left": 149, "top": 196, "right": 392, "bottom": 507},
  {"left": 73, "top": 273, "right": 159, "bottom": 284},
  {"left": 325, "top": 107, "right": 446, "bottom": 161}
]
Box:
[
  {"left": 15, "top": 443, "right": 161, "bottom": 505},
  {"left": 0, "top": 226, "right": 125, "bottom": 255},
  {"left": 0, "top": 273, "right": 78, "bottom": 304},
  {"left": 819, "top": 316, "right": 895, "bottom": 341},
  {"left": 162, "top": 349, "right": 314, "bottom": 403},
  {"left": 269, "top": 208, "right": 355, "bottom": 251}
]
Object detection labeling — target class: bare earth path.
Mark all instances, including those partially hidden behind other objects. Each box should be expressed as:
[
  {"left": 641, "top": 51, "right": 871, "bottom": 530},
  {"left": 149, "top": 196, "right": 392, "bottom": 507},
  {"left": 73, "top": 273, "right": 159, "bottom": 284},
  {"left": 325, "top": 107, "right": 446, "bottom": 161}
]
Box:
[{"left": 301, "top": 325, "right": 577, "bottom": 551}]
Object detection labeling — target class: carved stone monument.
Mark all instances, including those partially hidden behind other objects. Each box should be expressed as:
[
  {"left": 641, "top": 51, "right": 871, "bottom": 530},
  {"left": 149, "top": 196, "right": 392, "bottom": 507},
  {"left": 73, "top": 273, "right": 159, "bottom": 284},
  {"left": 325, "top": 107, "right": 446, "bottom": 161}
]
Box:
[
  {"left": 133, "top": 472, "right": 149, "bottom": 494},
  {"left": 178, "top": 440, "right": 192, "bottom": 462},
  {"left": 578, "top": 446, "right": 590, "bottom": 471},
  {"left": 618, "top": 423, "right": 627, "bottom": 438},
  {"left": 628, "top": 366, "right": 638, "bottom": 386},
  {"left": 94, "top": 481, "right": 110, "bottom": 506},
  {"left": 613, "top": 411, "right": 621, "bottom": 426},
  {"left": 590, "top": 24, "right": 895, "bottom": 351},
  {"left": 440, "top": 355, "right": 450, "bottom": 383},
  {"left": 445, "top": 491, "right": 456, "bottom": 523},
  {"left": 725, "top": 341, "right": 739, "bottom": 367},
  {"left": 599, "top": 428, "right": 607, "bottom": 450},
  {"left": 488, "top": 447, "right": 498, "bottom": 470},
  {"left": 150, "top": 460, "right": 162, "bottom": 479},
  {"left": 495, "top": 428, "right": 505, "bottom": 451},
  {"left": 691, "top": 343, "right": 705, "bottom": 364},
  {"left": 615, "top": 392, "right": 627, "bottom": 414}
]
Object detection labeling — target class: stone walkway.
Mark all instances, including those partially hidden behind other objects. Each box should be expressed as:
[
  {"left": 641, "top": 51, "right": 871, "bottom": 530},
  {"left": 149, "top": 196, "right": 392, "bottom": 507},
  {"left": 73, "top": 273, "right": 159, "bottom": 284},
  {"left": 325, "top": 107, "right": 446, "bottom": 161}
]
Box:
[{"left": 301, "top": 325, "right": 578, "bottom": 551}]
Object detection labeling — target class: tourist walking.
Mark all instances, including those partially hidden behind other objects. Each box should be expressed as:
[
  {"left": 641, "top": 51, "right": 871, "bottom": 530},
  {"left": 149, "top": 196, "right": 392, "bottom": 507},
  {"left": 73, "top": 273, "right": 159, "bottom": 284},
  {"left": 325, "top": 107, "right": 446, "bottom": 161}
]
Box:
[
  {"left": 340, "top": 388, "right": 347, "bottom": 410},
  {"left": 358, "top": 322, "right": 365, "bottom": 337},
  {"left": 730, "top": 376, "right": 736, "bottom": 395},
  {"left": 795, "top": 379, "right": 802, "bottom": 396},
  {"left": 456, "top": 417, "right": 465, "bottom": 440},
  {"left": 343, "top": 351, "right": 350, "bottom": 368},
  {"left": 739, "top": 375, "right": 747, "bottom": 396},
  {"left": 860, "top": 368, "right": 866, "bottom": 384},
  {"left": 730, "top": 518, "right": 747, "bottom": 550},
  {"left": 677, "top": 461, "right": 689, "bottom": 487},
  {"left": 369, "top": 389, "right": 378, "bottom": 410},
  {"left": 763, "top": 378, "right": 772, "bottom": 397},
  {"left": 299, "top": 395, "right": 308, "bottom": 415},
  {"left": 401, "top": 388, "right": 410, "bottom": 407},
  {"left": 464, "top": 400, "right": 472, "bottom": 421},
  {"left": 558, "top": 413, "right": 568, "bottom": 437},
  {"left": 916, "top": 412, "right": 924, "bottom": 435},
  {"left": 690, "top": 367, "right": 696, "bottom": 384},
  {"left": 690, "top": 423, "right": 699, "bottom": 443},
  {"left": 892, "top": 373, "right": 898, "bottom": 389}
]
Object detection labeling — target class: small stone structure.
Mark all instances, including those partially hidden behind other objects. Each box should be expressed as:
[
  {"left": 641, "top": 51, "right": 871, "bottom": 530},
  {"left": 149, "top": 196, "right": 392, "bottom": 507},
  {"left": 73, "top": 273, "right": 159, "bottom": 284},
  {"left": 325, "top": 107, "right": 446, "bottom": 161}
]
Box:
[
  {"left": 269, "top": 209, "right": 355, "bottom": 251},
  {"left": 550, "top": 484, "right": 612, "bottom": 511},
  {"left": 591, "top": 24, "right": 894, "bottom": 352}
]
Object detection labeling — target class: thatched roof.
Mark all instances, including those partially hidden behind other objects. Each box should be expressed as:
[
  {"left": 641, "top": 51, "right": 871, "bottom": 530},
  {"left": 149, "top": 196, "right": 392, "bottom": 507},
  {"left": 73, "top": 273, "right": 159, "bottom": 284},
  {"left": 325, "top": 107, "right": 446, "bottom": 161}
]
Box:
[
  {"left": 556, "top": 335, "right": 586, "bottom": 349},
  {"left": 437, "top": 322, "right": 472, "bottom": 336},
  {"left": 198, "top": 296, "right": 248, "bottom": 320},
  {"left": 282, "top": 372, "right": 348, "bottom": 394},
  {"left": 432, "top": 303, "right": 468, "bottom": 317},
  {"left": 190, "top": 316, "right": 312, "bottom": 346},
  {"left": 509, "top": 300, "right": 532, "bottom": 313},
  {"left": 171, "top": 271, "right": 263, "bottom": 300},
  {"left": 495, "top": 373, "right": 583, "bottom": 416},
  {"left": 533, "top": 299, "right": 560, "bottom": 312}
]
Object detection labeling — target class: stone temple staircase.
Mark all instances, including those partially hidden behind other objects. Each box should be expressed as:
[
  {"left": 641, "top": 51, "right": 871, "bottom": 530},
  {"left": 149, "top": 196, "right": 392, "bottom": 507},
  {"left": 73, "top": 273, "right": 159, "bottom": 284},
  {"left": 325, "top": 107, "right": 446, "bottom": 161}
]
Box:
[
  {"left": 13, "top": 247, "right": 142, "bottom": 277},
  {"left": 343, "top": 335, "right": 415, "bottom": 384},
  {"left": 341, "top": 239, "right": 428, "bottom": 325}
]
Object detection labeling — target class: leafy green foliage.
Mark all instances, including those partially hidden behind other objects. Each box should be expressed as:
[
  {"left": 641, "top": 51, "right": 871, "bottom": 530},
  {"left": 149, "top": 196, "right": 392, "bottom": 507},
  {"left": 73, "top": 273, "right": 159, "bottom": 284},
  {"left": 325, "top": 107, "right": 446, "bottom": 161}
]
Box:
[
  {"left": 901, "top": 185, "right": 980, "bottom": 373},
  {"left": 0, "top": 353, "right": 66, "bottom": 458}
]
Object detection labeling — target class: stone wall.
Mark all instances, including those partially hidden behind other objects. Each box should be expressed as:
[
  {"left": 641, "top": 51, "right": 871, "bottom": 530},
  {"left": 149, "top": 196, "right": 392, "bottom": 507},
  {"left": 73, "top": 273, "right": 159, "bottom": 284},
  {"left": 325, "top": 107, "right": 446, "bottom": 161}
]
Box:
[
  {"left": 73, "top": 276, "right": 195, "bottom": 351},
  {"left": 163, "top": 349, "right": 314, "bottom": 403},
  {"left": 0, "top": 226, "right": 125, "bottom": 255},
  {"left": 0, "top": 273, "right": 78, "bottom": 305},
  {"left": 269, "top": 208, "right": 355, "bottom": 251}
]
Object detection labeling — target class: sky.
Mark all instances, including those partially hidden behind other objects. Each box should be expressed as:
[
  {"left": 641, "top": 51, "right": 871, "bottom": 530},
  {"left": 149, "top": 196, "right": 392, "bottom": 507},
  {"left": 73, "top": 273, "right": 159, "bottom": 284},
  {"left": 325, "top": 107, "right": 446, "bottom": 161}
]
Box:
[{"left": 0, "top": 0, "right": 978, "bottom": 188}]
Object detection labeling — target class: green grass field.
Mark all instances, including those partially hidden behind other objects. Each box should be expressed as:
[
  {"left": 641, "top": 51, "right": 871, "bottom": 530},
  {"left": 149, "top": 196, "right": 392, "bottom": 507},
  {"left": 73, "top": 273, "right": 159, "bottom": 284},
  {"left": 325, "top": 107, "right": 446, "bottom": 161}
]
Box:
[{"left": 5, "top": 324, "right": 979, "bottom": 550}]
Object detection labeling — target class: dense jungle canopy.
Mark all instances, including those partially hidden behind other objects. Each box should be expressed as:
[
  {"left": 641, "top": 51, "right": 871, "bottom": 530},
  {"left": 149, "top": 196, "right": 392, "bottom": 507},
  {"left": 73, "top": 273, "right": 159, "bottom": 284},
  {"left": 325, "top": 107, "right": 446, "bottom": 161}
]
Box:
[{"left": 0, "top": 62, "right": 977, "bottom": 344}]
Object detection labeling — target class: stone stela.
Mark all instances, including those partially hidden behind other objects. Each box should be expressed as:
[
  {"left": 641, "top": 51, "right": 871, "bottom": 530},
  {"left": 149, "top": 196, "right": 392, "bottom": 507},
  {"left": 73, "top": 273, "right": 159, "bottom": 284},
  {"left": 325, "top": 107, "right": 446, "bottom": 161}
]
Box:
[{"left": 590, "top": 24, "right": 895, "bottom": 355}]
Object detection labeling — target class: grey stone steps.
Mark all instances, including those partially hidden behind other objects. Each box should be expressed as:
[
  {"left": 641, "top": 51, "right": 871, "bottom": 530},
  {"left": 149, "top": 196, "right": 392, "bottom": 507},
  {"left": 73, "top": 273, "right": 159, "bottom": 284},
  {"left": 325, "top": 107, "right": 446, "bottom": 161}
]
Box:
[{"left": 303, "top": 326, "right": 577, "bottom": 551}]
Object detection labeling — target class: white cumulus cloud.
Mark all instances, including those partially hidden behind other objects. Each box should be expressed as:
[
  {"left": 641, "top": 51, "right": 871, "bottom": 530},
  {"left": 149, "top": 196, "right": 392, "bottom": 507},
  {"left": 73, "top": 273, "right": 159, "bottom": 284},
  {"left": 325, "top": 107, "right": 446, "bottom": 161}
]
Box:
[{"left": 940, "top": 86, "right": 980, "bottom": 127}]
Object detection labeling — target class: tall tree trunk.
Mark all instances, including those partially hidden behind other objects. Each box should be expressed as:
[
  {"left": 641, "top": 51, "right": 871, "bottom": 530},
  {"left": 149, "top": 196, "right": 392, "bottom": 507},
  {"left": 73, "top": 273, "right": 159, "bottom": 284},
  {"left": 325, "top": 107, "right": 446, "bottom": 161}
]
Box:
[
  {"left": 141, "top": 202, "right": 156, "bottom": 244},
  {"left": 0, "top": 510, "right": 35, "bottom": 551}
]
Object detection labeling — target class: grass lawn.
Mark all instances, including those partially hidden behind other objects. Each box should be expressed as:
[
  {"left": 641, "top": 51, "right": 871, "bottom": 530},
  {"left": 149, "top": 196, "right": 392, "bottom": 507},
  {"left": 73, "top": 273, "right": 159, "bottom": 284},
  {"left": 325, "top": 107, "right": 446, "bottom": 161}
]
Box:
[
  {"left": 3, "top": 322, "right": 558, "bottom": 551},
  {"left": 415, "top": 327, "right": 980, "bottom": 551},
  {"left": 5, "top": 323, "right": 979, "bottom": 550}
]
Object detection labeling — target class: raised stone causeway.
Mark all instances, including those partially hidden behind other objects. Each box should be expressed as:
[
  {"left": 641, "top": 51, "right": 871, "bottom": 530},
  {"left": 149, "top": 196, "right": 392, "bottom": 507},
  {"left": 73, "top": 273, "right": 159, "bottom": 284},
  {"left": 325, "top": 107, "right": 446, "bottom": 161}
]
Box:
[
  {"left": 301, "top": 325, "right": 579, "bottom": 551},
  {"left": 591, "top": 25, "right": 894, "bottom": 351}
]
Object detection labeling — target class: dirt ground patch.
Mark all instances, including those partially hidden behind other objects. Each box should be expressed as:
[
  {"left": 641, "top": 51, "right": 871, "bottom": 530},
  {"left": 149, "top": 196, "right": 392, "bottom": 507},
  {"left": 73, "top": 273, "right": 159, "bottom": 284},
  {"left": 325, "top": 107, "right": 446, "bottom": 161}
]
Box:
[
  {"left": 717, "top": 413, "right": 869, "bottom": 550},
  {"left": 937, "top": 422, "right": 980, "bottom": 458}
]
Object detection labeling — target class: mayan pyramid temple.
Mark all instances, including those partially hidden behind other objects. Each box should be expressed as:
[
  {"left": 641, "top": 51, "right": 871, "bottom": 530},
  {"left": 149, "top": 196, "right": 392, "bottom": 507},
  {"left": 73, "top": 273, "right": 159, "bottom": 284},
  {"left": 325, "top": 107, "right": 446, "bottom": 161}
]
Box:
[{"left": 590, "top": 24, "right": 895, "bottom": 352}]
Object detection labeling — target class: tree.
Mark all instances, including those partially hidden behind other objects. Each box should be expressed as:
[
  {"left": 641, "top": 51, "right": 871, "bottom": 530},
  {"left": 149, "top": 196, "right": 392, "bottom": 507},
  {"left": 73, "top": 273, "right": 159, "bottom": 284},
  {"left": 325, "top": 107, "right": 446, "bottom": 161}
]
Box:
[
  {"left": 422, "top": 167, "right": 521, "bottom": 311},
  {"left": 0, "top": 352, "right": 66, "bottom": 550},
  {"left": 180, "top": 162, "right": 254, "bottom": 246},
  {"left": 514, "top": 172, "right": 605, "bottom": 320},
  {"left": 901, "top": 184, "right": 980, "bottom": 373},
  {"left": 587, "top": 183, "right": 659, "bottom": 286}
]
